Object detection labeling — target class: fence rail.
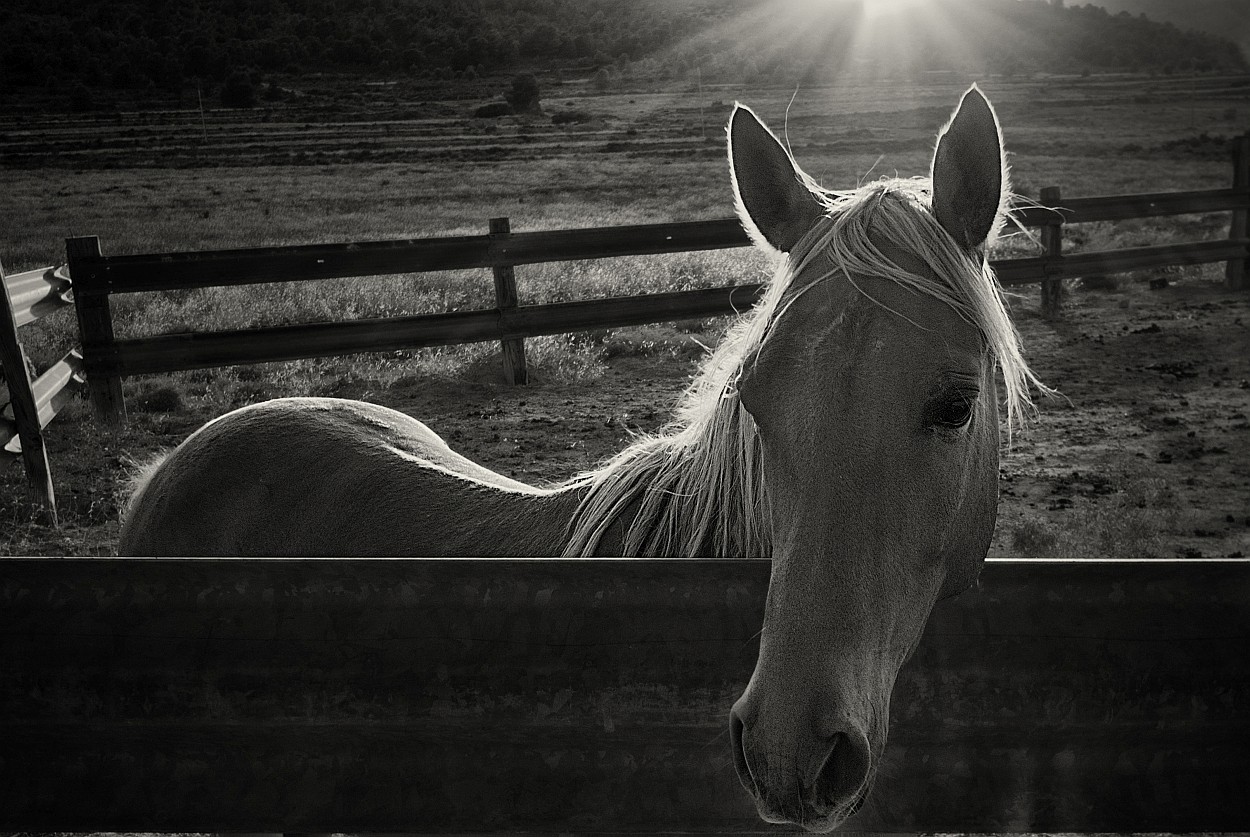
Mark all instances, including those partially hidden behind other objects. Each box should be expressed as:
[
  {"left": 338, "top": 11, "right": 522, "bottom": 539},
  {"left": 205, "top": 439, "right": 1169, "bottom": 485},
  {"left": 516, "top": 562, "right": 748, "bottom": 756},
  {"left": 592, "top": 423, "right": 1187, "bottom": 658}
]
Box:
[
  {"left": 93, "top": 284, "right": 766, "bottom": 376},
  {"left": 2, "top": 557, "right": 1247, "bottom": 833},
  {"left": 66, "top": 188, "right": 1248, "bottom": 294},
  {"left": 50, "top": 131, "right": 1250, "bottom": 422}
]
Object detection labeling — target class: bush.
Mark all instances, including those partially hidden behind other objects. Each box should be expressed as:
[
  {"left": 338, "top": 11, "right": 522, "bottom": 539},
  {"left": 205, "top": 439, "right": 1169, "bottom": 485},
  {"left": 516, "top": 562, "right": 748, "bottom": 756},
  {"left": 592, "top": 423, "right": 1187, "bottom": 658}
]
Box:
[
  {"left": 1009, "top": 519, "right": 1058, "bottom": 558},
  {"left": 220, "top": 73, "right": 256, "bottom": 108},
  {"left": 474, "top": 101, "right": 514, "bottom": 118},
  {"left": 505, "top": 73, "right": 541, "bottom": 113},
  {"left": 135, "top": 385, "right": 183, "bottom": 414},
  {"left": 552, "top": 109, "right": 593, "bottom": 125},
  {"left": 1078, "top": 274, "right": 1119, "bottom": 291},
  {"left": 68, "top": 82, "right": 94, "bottom": 112}
]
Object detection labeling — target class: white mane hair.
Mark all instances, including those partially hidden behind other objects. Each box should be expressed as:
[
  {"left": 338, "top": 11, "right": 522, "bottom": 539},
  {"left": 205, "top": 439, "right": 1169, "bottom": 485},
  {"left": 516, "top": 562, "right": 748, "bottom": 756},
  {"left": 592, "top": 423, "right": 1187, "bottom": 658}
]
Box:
[{"left": 560, "top": 177, "right": 1049, "bottom": 559}]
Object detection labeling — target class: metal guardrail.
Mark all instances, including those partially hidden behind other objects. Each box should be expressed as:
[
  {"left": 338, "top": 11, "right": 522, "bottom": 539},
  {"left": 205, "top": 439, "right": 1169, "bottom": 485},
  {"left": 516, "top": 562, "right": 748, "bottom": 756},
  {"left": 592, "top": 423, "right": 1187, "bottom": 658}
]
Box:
[{"left": 0, "top": 262, "right": 81, "bottom": 519}]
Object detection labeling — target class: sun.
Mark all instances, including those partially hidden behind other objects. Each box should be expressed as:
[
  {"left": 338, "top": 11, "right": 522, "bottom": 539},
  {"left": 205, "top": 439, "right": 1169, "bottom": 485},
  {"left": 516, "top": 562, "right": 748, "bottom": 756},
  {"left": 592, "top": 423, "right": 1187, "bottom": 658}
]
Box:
[{"left": 651, "top": 0, "right": 1000, "bottom": 86}]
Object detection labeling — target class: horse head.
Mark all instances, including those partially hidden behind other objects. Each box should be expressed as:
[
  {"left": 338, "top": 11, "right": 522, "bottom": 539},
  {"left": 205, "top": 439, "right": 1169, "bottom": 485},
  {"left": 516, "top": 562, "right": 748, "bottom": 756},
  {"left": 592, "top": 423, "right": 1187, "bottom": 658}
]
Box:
[{"left": 726, "top": 86, "right": 1032, "bottom": 831}]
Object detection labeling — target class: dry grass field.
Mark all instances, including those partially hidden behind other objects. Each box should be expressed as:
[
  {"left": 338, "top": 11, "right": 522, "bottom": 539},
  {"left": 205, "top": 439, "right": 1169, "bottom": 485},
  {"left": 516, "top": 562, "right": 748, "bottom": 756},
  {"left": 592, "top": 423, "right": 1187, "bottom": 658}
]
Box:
[{"left": 1, "top": 72, "right": 1248, "bottom": 557}]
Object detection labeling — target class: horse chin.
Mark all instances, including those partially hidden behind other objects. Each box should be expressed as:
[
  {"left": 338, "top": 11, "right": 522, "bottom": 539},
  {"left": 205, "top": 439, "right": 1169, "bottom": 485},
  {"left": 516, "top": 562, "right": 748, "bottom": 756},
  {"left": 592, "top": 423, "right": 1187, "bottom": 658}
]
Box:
[
  {"left": 753, "top": 801, "right": 856, "bottom": 834},
  {"left": 751, "top": 782, "right": 870, "bottom": 833}
]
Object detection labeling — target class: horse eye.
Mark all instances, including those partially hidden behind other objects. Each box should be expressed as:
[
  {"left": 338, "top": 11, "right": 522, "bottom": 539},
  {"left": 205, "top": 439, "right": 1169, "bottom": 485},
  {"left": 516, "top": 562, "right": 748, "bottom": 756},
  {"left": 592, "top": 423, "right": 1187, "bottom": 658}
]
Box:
[{"left": 929, "top": 392, "right": 975, "bottom": 429}]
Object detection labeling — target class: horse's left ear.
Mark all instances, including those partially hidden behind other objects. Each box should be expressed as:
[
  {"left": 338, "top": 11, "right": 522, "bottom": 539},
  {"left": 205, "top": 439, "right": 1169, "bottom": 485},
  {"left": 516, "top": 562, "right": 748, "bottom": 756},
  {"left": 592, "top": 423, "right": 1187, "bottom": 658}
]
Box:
[{"left": 931, "top": 85, "right": 1007, "bottom": 250}]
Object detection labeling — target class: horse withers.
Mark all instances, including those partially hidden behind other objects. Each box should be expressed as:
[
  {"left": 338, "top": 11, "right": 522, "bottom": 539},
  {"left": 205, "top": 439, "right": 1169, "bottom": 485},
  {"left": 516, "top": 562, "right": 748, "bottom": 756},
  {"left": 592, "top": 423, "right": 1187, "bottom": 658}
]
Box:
[{"left": 119, "top": 85, "right": 1042, "bottom": 832}]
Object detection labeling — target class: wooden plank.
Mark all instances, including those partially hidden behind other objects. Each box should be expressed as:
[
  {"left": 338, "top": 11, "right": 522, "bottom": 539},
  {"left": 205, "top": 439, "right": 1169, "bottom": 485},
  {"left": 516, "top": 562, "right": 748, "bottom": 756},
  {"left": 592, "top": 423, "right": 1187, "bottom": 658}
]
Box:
[
  {"left": 1227, "top": 135, "right": 1249, "bottom": 289},
  {"left": 67, "top": 236, "right": 125, "bottom": 423},
  {"left": 80, "top": 235, "right": 1245, "bottom": 380},
  {"left": 994, "top": 238, "right": 1250, "bottom": 286},
  {"left": 2, "top": 265, "right": 73, "bottom": 328},
  {"left": 0, "top": 256, "right": 56, "bottom": 517},
  {"left": 992, "top": 255, "right": 1052, "bottom": 286},
  {"left": 1052, "top": 238, "right": 1249, "bottom": 276},
  {"left": 75, "top": 219, "right": 753, "bottom": 293},
  {"left": 57, "top": 186, "right": 1250, "bottom": 299},
  {"left": 490, "top": 217, "right": 528, "bottom": 385},
  {"left": 1014, "top": 187, "right": 1250, "bottom": 227},
  {"left": 0, "top": 558, "right": 1246, "bottom": 833},
  {"left": 1039, "top": 186, "right": 1064, "bottom": 318},
  {"left": 97, "top": 284, "right": 766, "bottom": 376},
  {"left": 63, "top": 188, "right": 1250, "bottom": 298}
]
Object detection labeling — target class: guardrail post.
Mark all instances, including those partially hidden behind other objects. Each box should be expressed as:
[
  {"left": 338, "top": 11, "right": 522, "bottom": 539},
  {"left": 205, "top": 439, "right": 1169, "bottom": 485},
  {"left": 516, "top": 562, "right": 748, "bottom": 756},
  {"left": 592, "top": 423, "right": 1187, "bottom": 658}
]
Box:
[
  {"left": 0, "top": 257, "right": 57, "bottom": 523},
  {"left": 1228, "top": 133, "right": 1249, "bottom": 291},
  {"left": 489, "top": 217, "right": 529, "bottom": 385},
  {"left": 1039, "top": 185, "right": 1064, "bottom": 319},
  {"left": 66, "top": 236, "right": 127, "bottom": 423}
]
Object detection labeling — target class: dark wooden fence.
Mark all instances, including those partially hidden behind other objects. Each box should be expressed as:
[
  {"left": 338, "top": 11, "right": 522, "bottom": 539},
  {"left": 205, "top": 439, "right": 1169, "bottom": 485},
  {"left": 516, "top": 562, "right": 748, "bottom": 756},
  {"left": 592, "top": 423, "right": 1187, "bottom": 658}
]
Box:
[
  {"left": 2, "top": 556, "right": 1247, "bottom": 833},
  {"left": 66, "top": 133, "right": 1249, "bottom": 422}
]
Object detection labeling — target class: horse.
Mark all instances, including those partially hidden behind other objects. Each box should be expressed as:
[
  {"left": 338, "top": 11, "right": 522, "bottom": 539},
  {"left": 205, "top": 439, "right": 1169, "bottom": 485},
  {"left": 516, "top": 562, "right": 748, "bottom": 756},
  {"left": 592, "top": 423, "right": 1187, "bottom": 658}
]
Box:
[{"left": 119, "top": 84, "right": 1043, "bottom": 832}]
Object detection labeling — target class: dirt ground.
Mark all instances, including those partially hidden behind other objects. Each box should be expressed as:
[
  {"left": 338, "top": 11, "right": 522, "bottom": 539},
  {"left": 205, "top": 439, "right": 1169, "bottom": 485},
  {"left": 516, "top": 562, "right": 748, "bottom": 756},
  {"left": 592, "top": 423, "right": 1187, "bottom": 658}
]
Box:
[
  {"left": 989, "top": 274, "right": 1250, "bottom": 560},
  {"left": 4, "top": 270, "right": 1249, "bottom": 559}
]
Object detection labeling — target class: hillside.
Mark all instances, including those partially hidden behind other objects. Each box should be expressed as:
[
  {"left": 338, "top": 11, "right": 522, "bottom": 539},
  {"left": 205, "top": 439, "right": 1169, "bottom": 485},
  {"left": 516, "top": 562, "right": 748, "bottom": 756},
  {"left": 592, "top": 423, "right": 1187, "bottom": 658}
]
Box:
[
  {"left": 0, "top": 0, "right": 1245, "bottom": 110},
  {"left": 1083, "top": 0, "right": 1250, "bottom": 57}
]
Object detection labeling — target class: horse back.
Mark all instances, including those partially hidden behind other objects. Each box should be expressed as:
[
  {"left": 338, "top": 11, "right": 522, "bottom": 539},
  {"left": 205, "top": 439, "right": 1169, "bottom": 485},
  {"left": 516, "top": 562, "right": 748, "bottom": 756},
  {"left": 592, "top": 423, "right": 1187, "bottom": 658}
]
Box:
[{"left": 117, "top": 397, "right": 573, "bottom": 556}]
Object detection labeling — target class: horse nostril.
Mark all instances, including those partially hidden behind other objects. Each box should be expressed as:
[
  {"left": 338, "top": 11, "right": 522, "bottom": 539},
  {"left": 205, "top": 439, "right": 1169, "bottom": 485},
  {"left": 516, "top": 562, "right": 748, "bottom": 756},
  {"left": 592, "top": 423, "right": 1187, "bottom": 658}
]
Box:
[
  {"left": 814, "top": 731, "right": 871, "bottom": 810},
  {"left": 729, "top": 709, "right": 757, "bottom": 794}
]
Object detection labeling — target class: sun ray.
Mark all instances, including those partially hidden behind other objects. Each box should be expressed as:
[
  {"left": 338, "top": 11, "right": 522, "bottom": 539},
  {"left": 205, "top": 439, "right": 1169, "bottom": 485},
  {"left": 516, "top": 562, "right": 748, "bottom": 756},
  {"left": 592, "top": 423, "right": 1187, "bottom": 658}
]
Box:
[{"left": 646, "top": 0, "right": 1058, "bottom": 88}]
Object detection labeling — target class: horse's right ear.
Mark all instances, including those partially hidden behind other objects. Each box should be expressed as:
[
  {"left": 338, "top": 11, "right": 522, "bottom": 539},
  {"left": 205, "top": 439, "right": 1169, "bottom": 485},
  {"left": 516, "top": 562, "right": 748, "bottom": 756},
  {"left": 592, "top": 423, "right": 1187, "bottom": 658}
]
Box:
[{"left": 728, "top": 104, "right": 824, "bottom": 255}]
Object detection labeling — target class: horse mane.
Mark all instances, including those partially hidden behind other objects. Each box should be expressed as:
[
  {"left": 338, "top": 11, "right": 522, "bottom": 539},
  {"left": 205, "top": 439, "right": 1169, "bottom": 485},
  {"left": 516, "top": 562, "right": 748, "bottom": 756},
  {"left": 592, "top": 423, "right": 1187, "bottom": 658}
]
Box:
[{"left": 560, "top": 177, "right": 1047, "bottom": 559}]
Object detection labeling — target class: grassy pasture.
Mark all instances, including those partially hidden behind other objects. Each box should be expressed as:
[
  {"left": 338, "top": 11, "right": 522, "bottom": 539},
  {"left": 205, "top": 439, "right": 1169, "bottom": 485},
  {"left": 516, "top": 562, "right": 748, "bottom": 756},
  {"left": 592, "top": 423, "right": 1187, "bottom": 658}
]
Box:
[{"left": 1, "top": 72, "right": 1248, "bottom": 555}]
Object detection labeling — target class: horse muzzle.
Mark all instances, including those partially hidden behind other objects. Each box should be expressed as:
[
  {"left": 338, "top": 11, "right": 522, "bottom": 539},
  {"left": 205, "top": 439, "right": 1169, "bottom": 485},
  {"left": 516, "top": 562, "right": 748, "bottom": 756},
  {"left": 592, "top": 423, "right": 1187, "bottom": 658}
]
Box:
[{"left": 729, "top": 697, "right": 873, "bottom": 832}]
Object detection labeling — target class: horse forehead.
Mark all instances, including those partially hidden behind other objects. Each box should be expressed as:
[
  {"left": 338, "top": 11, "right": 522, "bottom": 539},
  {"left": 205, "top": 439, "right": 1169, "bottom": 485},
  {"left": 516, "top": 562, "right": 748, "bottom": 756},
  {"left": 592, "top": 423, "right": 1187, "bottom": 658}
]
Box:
[{"left": 796, "top": 264, "right": 984, "bottom": 365}]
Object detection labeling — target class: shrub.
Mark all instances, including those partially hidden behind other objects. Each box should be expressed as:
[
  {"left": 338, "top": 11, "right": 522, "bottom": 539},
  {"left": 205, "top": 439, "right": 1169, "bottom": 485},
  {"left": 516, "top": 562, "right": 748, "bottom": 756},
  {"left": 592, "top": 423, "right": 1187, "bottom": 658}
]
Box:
[
  {"left": 474, "top": 101, "right": 514, "bottom": 118},
  {"left": 1078, "top": 274, "right": 1118, "bottom": 291},
  {"left": 135, "top": 385, "right": 183, "bottom": 414},
  {"left": 1009, "top": 519, "right": 1059, "bottom": 558},
  {"left": 552, "top": 109, "right": 593, "bottom": 125},
  {"left": 505, "top": 73, "right": 541, "bottom": 113},
  {"left": 220, "top": 73, "right": 256, "bottom": 108},
  {"left": 68, "top": 82, "right": 94, "bottom": 112}
]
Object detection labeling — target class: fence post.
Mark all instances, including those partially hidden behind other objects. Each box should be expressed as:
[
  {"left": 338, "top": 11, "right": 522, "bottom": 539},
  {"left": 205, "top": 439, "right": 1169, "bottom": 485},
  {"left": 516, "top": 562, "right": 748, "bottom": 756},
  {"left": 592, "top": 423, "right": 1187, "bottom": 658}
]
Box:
[
  {"left": 1039, "top": 186, "right": 1064, "bottom": 319},
  {"left": 0, "top": 256, "right": 57, "bottom": 523},
  {"left": 1228, "top": 133, "right": 1249, "bottom": 291},
  {"left": 489, "top": 217, "right": 528, "bottom": 385},
  {"left": 66, "top": 236, "right": 126, "bottom": 423}
]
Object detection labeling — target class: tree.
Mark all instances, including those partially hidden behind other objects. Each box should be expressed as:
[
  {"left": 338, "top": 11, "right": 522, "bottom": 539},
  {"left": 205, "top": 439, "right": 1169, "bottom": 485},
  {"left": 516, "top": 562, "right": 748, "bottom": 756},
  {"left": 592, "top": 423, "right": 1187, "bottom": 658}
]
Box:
[
  {"left": 68, "top": 82, "right": 94, "bottom": 112},
  {"left": 220, "top": 72, "right": 256, "bottom": 108},
  {"left": 505, "top": 73, "right": 541, "bottom": 113}
]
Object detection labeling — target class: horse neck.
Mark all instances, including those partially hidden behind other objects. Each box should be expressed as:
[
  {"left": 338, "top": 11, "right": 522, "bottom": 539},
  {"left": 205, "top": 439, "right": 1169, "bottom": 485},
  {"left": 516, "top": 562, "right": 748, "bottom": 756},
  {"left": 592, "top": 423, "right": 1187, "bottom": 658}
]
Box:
[{"left": 561, "top": 390, "right": 768, "bottom": 558}]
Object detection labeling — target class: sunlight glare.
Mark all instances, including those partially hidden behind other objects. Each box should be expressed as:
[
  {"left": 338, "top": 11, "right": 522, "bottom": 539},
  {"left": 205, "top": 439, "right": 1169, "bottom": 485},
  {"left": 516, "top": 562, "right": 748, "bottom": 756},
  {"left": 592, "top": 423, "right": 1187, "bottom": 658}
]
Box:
[{"left": 858, "top": 0, "right": 926, "bottom": 20}]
